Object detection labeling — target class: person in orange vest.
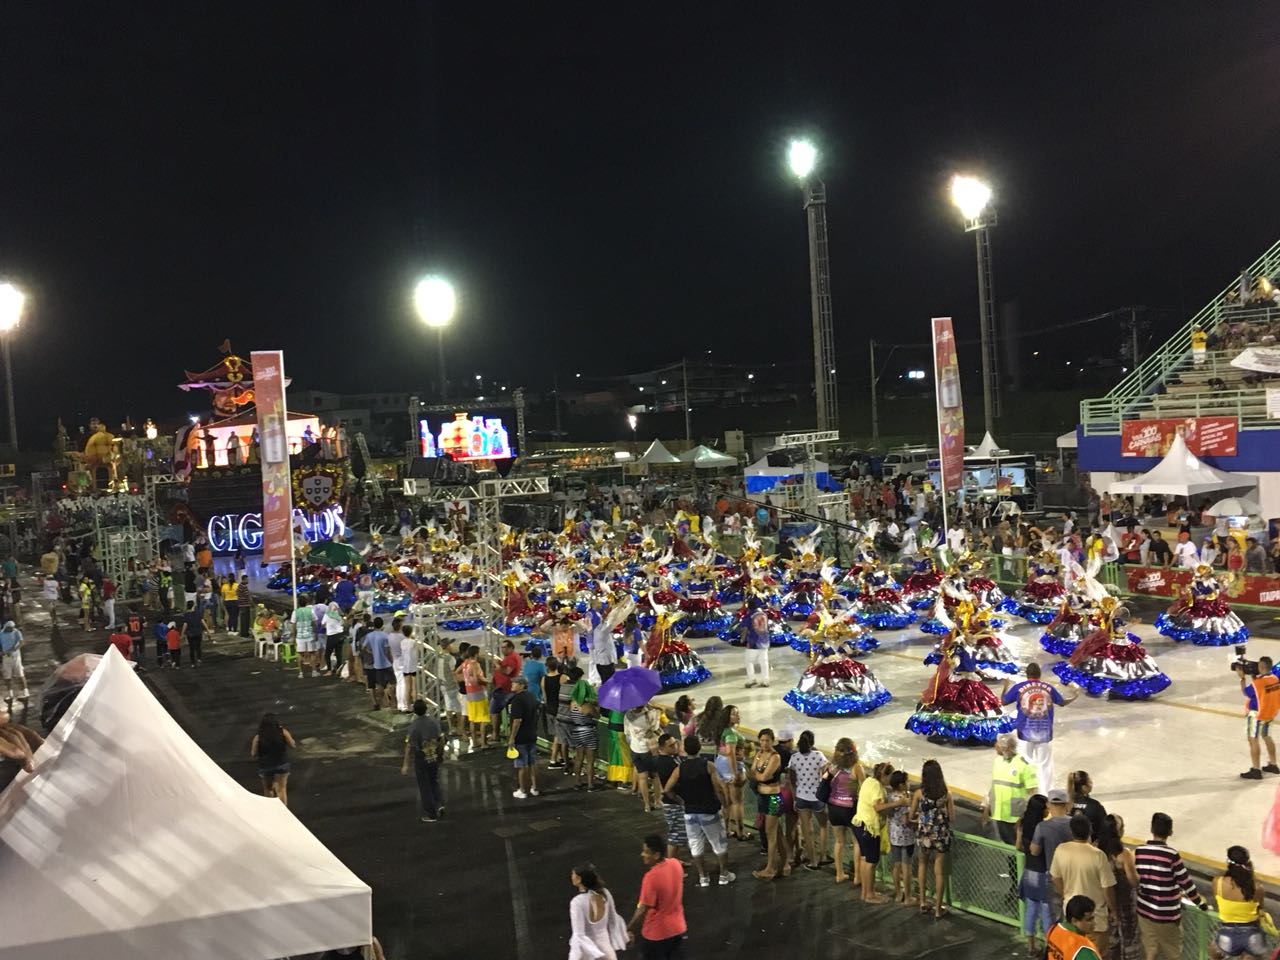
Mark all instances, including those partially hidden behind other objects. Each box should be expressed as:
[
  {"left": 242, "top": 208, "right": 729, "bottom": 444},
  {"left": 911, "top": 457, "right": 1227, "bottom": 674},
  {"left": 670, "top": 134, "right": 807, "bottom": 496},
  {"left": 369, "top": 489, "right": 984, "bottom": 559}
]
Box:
[
  {"left": 1046, "top": 894, "right": 1102, "bottom": 960},
  {"left": 1238, "top": 656, "right": 1280, "bottom": 780}
]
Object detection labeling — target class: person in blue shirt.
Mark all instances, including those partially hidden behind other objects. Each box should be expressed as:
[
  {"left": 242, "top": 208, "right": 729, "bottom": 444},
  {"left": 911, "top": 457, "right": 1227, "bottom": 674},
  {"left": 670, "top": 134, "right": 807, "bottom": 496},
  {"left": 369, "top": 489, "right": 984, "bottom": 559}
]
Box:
[
  {"left": 1001, "top": 662, "right": 1078, "bottom": 795},
  {"left": 522, "top": 647, "right": 548, "bottom": 705},
  {"left": 361, "top": 617, "right": 395, "bottom": 710},
  {"left": 334, "top": 575, "right": 357, "bottom": 614}
]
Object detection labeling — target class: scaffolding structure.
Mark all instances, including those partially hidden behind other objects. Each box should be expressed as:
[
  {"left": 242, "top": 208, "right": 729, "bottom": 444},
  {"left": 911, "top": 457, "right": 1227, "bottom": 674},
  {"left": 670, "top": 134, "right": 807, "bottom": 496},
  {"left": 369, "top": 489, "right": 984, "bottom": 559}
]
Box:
[
  {"left": 773, "top": 429, "right": 847, "bottom": 525},
  {"left": 404, "top": 475, "right": 550, "bottom": 720}
]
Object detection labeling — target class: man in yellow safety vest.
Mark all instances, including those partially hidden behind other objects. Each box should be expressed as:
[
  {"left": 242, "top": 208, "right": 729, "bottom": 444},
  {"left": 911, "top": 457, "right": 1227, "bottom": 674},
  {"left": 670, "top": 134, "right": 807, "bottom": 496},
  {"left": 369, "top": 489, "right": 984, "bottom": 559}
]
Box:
[{"left": 981, "top": 732, "right": 1039, "bottom": 844}]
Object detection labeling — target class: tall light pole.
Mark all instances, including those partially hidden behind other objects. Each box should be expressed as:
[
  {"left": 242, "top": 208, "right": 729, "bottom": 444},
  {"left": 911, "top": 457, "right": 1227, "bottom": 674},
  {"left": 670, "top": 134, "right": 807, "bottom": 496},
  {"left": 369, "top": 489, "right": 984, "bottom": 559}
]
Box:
[
  {"left": 788, "top": 139, "right": 838, "bottom": 434},
  {"left": 950, "top": 175, "right": 999, "bottom": 436},
  {"left": 0, "top": 283, "right": 26, "bottom": 451},
  {"left": 414, "top": 275, "right": 456, "bottom": 399}
]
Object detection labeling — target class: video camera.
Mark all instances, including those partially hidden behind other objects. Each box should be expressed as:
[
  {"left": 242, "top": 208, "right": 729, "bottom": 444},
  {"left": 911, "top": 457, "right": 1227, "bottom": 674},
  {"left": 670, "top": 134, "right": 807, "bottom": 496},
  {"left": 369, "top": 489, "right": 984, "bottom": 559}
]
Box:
[{"left": 1232, "top": 645, "right": 1260, "bottom": 677}]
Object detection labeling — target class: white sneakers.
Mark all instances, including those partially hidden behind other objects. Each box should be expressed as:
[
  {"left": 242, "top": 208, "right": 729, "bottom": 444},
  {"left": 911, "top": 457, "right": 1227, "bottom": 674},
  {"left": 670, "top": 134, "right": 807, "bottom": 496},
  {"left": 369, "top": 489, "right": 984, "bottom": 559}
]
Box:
[
  {"left": 512, "top": 789, "right": 529, "bottom": 799},
  {"left": 719, "top": 871, "right": 736, "bottom": 885}
]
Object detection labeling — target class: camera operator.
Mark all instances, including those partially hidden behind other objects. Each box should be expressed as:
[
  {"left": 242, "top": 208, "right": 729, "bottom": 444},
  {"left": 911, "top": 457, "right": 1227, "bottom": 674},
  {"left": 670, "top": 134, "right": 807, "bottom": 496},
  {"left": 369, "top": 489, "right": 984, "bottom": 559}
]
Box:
[{"left": 1236, "top": 654, "right": 1280, "bottom": 781}]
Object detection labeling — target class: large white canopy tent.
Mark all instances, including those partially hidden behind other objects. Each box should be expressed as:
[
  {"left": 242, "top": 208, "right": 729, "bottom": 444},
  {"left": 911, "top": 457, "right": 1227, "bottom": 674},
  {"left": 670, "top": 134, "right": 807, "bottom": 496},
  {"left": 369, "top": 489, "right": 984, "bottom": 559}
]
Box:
[
  {"left": 0, "top": 649, "right": 371, "bottom": 960},
  {"left": 1107, "top": 434, "right": 1258, "bottom": 498},
  {"left": 679, "top": 445, "right": 738, "bottom": 468},
  {"left": 970, "top": 431, "right": 1006, "bottom": 458},
  {"left": 638, "top": 439, "right": 681, "bottom": 464}
]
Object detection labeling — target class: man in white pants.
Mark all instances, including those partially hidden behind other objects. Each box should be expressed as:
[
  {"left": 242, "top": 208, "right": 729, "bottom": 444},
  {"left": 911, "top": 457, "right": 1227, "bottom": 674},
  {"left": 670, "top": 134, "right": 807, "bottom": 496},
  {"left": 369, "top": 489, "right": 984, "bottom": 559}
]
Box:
[
  {"left": 1001, "top": 662, "right": 1077, "bottom": 793},
  {"left": 743, "top": 604, "right": 771, "bottom": 688},
  {"left": 0, "top": 620, "right": 28, "bottom": 701}
]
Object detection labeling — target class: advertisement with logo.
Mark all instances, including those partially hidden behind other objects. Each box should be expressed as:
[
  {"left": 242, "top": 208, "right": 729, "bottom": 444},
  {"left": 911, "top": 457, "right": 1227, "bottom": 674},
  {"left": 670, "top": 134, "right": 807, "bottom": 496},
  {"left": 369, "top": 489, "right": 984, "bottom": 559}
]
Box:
[
  {"left": 1119, "top": 416, "right": 1238, "bottom": 458},
  {"left": 418, "top": 408, "right": 517, "bottom": 462},
  {"left": 250, "top": 350, "right": 294, "bottom": 564},
  {"left": 1125, "top": 566, "right": 1280, "bottom": 606},
  {"left": 931, "top": 317, "right": 964, "bottom": 492}
]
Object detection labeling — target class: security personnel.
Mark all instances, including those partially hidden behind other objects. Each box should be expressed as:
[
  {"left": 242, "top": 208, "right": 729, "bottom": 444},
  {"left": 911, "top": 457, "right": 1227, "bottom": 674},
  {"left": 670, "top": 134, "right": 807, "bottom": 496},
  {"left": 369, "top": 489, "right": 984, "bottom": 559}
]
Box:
[
  {"left": 981, "top": 732, "right": 1038, "bottom": 844},
  {"left": 1047, "top": 895, "right": 1102, "bottom": 960},
  {"left": 1239, "top": 656, "right": 1280, "bottom": 780}
]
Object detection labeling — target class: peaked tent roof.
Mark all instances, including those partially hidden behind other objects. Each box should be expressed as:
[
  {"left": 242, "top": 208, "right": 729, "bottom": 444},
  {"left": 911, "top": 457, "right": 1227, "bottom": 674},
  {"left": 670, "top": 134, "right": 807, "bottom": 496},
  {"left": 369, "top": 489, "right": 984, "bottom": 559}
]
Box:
[
  {"left": 1107, "top": 434, "right": 1257, "bottom": 497},
  {"left": 638, "top": 439, "right": 682, "bottom": 464},
  {"left": 0, "top": 649, "right": 371, "bottom": 960},
  {"left": 971, "top": 431, "right": 1004, "bottom": 457},
  {"left": 679, "top": 445, "right": 738, "bottom": 468}
]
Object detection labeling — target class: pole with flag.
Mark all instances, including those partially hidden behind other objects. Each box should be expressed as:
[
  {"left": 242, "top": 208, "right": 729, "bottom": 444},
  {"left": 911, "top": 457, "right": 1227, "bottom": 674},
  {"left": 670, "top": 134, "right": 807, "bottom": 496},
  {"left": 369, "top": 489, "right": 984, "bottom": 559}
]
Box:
[{"left": 930, "top": 318, "right": 965, "bottom": 539}]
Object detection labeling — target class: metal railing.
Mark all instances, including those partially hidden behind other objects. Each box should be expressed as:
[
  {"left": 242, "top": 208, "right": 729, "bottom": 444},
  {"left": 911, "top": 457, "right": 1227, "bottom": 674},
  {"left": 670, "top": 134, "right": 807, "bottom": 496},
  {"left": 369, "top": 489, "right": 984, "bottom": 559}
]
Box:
[{"left": 1081, "top": 238, "right": 1280, "bottom": 434}]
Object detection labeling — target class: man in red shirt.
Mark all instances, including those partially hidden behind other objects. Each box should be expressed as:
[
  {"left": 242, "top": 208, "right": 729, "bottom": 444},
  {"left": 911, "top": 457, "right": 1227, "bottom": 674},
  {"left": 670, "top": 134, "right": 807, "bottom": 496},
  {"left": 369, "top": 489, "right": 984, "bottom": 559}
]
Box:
[
  {"left": 107, "top": 629, "right": 133, "bottom": 666},
  {"left": 628, "top": 834, "right": 687, "bottom": 958},
  {"left": 489, "top": 639, "right": 523, "bottom": 742}
]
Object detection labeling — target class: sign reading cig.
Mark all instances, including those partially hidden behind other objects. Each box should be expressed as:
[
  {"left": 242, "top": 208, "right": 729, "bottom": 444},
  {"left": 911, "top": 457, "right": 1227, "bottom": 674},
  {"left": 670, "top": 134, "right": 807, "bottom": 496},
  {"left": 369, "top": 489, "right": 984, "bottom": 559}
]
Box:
[{"left": 207, "top": 505, "right": 346, "bottom": 554}]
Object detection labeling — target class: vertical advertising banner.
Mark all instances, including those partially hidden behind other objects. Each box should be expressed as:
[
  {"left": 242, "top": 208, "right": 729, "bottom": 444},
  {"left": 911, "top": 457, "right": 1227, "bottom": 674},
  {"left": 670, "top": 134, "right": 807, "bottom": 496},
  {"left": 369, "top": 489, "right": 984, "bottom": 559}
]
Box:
[
  {"left": 931, "top": 317, "right": 965, "bottom": 492},
  {"left": 250, "top": 350, "right": 294, "bottom": 563}
]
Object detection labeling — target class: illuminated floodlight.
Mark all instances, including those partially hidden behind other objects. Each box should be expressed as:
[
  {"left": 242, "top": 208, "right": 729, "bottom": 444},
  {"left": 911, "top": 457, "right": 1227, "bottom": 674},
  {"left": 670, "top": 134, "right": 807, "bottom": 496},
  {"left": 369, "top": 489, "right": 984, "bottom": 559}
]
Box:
[
  {"left": 414, "top": 275, "right": 456, "bottom": 328},
  {"left": 950, "top": 175, "right": 993, "bottom": 221},
  {"left": 0, "top": 283, "right": 25, "bottom": 333},
  {"left": 788, "top": 139, "right": 817, "bottom": 179}
]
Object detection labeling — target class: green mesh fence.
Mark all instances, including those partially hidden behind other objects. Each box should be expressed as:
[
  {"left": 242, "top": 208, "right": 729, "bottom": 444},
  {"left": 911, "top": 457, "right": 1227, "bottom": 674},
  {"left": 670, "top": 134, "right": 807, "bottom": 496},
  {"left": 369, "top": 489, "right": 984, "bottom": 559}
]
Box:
[
  {"left": 1180, "top": 904, "right": 1219, "bottom": 960},
  {"left": 946, "top": 832, "right": 1024, "bottom": 927}
]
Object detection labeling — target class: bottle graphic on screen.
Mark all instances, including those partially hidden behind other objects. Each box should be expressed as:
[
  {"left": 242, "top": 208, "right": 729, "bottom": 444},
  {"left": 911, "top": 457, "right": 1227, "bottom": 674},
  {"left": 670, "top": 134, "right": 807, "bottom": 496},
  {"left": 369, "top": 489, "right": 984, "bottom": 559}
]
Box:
[
  {"left": 262, "top": 413, "right": 286, "bottom": 463},
  {"left": 939, "top": 364, "right": 961, "bottom": 409}
]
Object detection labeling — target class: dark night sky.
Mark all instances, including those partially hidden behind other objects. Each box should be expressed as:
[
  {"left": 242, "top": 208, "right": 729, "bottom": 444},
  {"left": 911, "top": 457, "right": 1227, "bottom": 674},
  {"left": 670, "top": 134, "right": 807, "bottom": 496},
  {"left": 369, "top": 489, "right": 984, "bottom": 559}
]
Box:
[{"left": 1, "top": 2, "right": 1278, "bottom": 440}]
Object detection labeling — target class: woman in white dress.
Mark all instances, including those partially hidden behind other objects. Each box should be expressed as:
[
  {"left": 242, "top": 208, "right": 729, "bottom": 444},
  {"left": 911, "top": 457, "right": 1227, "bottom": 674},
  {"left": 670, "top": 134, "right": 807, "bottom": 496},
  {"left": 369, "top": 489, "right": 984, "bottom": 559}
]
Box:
[{"left": 567, "top": 863, "right": 628, "bottom": 960}]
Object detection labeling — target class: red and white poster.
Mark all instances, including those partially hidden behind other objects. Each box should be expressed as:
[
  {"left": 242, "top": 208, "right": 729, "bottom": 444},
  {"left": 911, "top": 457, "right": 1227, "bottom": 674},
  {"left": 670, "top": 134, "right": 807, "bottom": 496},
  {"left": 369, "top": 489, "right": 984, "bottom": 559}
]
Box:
[
  {"left": 1119, "top": 416, "right": 1238, "bottom": 458},
  {"left": 931, "top": 317, "right": 964, "bottom": 492},
  {"left": 251, "top": 350, "right": 294, "bottom": 564},
  {"left": 1125, "top": 566, "right": 1280, "bottom": 606}
]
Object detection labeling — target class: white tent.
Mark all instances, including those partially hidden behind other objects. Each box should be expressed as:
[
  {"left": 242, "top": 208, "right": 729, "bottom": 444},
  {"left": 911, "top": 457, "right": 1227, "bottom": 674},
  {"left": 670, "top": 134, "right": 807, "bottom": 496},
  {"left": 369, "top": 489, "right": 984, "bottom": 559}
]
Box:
[
  {"left": 970, "top": 431, "right": 1005, "bottom": 457},
  {"left": 1230, "top": 346, "right": 1280, "bottom": 376},
  {"left": 1056, "top": 430, "right": 1078, "bottom": 450},
  {"left": 0, "top": 649, "right": 371, "bottom": 960},
  {"left": 638, "top": 439, "right": 681, "bottom": 464},
  {"left": 1107, "top": 434, "right": 1257, "bottom": 497},
  {"left": 679, "top": 444, "right": 738, "bottom": 468}
]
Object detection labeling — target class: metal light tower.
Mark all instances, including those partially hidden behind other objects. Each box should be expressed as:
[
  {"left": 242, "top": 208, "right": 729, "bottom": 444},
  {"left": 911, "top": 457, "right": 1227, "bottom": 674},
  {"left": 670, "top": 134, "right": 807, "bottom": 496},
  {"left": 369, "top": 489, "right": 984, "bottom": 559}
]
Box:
[
  {"left": 950, "top": 175, "right": 999, "bottom": 435},
  {"left": 789, "top": 140, "right": 838, "bottom": 433}
]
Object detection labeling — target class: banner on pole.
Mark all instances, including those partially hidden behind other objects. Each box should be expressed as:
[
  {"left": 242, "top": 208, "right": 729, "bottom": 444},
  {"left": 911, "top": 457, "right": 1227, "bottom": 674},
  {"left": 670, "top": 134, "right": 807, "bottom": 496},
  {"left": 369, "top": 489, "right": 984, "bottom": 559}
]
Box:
[
  {"left": 931, "top": 317, "right": 964, "bottom": 493},
  {"left": 250, "top": 350, "right": 294, "bottom": 563}
]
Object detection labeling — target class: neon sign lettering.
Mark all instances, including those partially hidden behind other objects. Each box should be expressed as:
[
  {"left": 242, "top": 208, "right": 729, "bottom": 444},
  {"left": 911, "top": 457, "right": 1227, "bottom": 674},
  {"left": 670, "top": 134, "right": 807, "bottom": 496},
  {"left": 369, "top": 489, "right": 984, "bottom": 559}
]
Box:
[{"left": 207, "top": 505, "right": 346, "bottom": 553}]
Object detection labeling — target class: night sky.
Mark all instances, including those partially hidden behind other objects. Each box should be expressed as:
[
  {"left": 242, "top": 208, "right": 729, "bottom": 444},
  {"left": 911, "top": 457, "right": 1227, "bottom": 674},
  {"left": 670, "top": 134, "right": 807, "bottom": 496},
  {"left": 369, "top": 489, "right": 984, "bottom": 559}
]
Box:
[{"left": 1, "top": 2, "right": 1278, "bottom": 441}]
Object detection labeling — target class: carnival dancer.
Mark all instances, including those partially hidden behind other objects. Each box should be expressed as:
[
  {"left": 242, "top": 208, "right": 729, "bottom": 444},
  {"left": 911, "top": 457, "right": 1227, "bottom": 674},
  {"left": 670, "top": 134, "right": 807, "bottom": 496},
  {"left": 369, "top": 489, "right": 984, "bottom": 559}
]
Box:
[
  {"left": 1004, "top": 551, "right": 1068, "bottom": 625},
  {"left": 1050, "top": 598, "right": 1171, "bottom": 700},
  {"left": 675, "top": 548, "right": 732, "bottom": 638},
  {"left": 1038, "top": 556, "right": 1107, "bottom": 657},
  {"left": 923, "top": 598, "right": 1018, "bottom": 677},
  {"left": 784, "top": 608, "right": 890, "bottom": 716},
  {"left": 906, "top": 616, "right": 1017, "bottom": 745},
  {"left": 919, "top": 553, "right": 1007, "bottom": 635},
  {"left": 720, "top": 587, "right": 796, "bottom": 648},
  {"left": 779, "top": 530, "right": 825, "bottom": 621},
  {"left": 644, "top": 602, "right": 711, "bottom": 689},
  {"left": 1155, "top": 564, "right": 1250, "bottom": 646},
  {"left": 498, "top": 564, "right": 545, "bottom": 639},
  {"left": 794, "top": 577, "right": 877, "bottom": 654},
  {"left": 851, "top": 557, "right": 917, "bottom": 630},
  {"left": 900, "top": 552, "right": 944, "bottom": 612}
]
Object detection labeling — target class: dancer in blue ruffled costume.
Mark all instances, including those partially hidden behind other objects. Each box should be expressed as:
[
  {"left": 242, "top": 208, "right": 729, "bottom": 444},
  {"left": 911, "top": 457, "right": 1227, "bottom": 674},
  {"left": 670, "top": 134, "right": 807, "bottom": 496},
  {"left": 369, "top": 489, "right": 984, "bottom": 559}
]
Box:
[{"left": 1155, "top": 564, "right": 1249, "bottom": 646}]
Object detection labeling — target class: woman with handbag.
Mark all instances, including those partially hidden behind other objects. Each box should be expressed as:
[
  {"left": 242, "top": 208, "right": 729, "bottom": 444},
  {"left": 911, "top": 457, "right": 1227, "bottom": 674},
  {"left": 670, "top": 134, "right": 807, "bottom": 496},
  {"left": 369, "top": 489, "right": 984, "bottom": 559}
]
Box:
[{"left": 820, "top": 737, "right": 865, "bottom": 885}]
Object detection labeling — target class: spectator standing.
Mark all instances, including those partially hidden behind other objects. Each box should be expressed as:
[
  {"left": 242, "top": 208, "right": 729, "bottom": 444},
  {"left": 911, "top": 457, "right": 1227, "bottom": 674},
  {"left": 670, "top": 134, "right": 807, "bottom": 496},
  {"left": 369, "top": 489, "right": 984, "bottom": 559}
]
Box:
[
  {"left": 1050, "top": 814, "right": 1117, "bottom": 940},
  {"left": 566, "top": 670, "right": 599, "bottom": 791},
  {"left": 0, "top": 621, "right": 27, "bottom": 701},
  {"left": 1172, "top": 531, "right": 1199, "bottom": 569},
  {"left": 400, "top": 699, "right": 444, "bottom": 822},
  {"left": 1067, "top": 771, "right": 1107, "bottom": 840},
  {"left": 236, "top": 575, "right": 253, "bottom": 637},
  {"left": 910, "top": 759, "right": 954, "bottom": 917},
  {"left": 291, "top": 597, "right": 319, "bottom": 678},
  {"left": 1132, "top": 812, "right": 1207, "bottom": 960},
  {"left": 1098, "top": 814, "right": 1141, "bottom": 960},
  {"left": 396, "top": 624, "right": 417, "bottom": 710},
  {"left": 361, "top": 617, "right": 395, "bottom": 711},
  {"left": 851, "top": 760, "right": 897, "bottom": 902},
  {"left": 506, "top": 675, "right": 541, "bottom": 799},
  {"left": 490, "top": 639, "right": 523, "bottom": 741},
  {"left": 179, "top": 600, "right": 205, "bottom": 668},
  {"left": 663, "top": 733, "right": 734, "bottom": 887},
  {"left": 750, "top": 728, "right": 790, "bottom": 881},
  {"left": 981, "top": 733, "right": 1039, "bottom": 844},
  {"left": 126, "top": 611, "right": 145, "bottom": 667},
  {"left": 250, "top": 712, "right": 295, "bottom": 807},
  {"left": 522, "top": 646, "right": 548, "bottom": 707},
  {"left": 321, "top": 601, "right": 347, "bottom": 676},
  {"left": 1002, "top": 662, "right": 1078, "bottom": 793},
  {"left": 459, "top": 644, "right": 491, "bottom": 749},
  {"left": 101, "top": 576, "right": 117, "bottom": 630},
  {"left": 788, "top": 731, "right": 829, "bottom": 871},
  {"left": 653, "top": 734, "right": 689, "bottom": 862},
  {"left": 823, "top": 737, "right": 864, "bottom": 884},
  {"left": 1016, "top": 794, "right": 1053, "bottom": 955},
  {"left": 1245, "top": 537, "right": 1268, "bottom": 573},
  {"left": 627, "top": 835, "right": 688, "bottom": 959},
  {"left": 1030, "top": 788, "right": 1076, "bottom": 917},
  {"left": 885, "top": 769, "right": 916, "bottom": 904},
  {"left": 1147, "top": 531, "right": 1172, "bottom": 567}
]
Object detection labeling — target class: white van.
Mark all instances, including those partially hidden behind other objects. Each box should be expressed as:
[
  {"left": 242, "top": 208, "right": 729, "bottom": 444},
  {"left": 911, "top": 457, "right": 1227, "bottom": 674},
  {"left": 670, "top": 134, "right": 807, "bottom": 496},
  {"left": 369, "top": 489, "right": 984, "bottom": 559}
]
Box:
[{"left": 882, "top": 447, "right": 936, "bottom": 479}]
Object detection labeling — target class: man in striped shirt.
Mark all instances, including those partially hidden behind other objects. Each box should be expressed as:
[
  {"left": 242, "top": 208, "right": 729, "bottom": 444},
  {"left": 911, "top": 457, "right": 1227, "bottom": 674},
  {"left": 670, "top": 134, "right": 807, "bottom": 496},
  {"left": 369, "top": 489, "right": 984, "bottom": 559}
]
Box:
[{"left": 1133, "top": 812, "right": 1206, "bottom": 960}]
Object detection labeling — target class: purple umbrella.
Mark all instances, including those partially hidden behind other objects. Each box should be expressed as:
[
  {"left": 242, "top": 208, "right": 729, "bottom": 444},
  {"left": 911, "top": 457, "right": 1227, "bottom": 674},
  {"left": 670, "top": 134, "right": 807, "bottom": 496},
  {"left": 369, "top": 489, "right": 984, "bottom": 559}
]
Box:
[{"left": 597, "top": 667, "right": 663, "bottom": 712}]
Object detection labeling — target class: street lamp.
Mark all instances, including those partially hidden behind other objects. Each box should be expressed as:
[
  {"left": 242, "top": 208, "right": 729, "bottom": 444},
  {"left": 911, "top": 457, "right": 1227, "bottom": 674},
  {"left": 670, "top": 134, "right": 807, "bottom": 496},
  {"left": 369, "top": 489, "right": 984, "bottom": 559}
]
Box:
[
  {"left": 949, "top": 174, "right": 1000, "bottom": 435},
  {"left": 0, "top": 283, "right": 25, "bottom": 450},
  {"left": 787, "top": 138, "right": 838, "bottom": 433},
  {"left": 414, "top": 275, "right": 456, "bottom": 398}
]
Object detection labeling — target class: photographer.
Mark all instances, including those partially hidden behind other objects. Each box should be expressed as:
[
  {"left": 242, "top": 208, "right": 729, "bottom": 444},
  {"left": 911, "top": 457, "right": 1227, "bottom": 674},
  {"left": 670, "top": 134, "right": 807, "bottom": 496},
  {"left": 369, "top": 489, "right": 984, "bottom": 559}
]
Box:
[{"left": 1236, "top": 654, "right": 1280, "bottom": 781}]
